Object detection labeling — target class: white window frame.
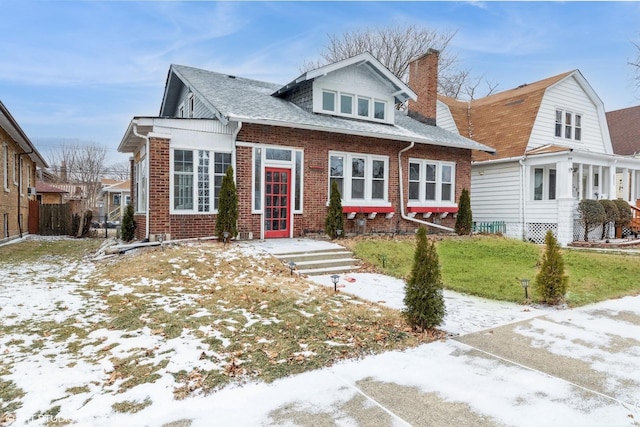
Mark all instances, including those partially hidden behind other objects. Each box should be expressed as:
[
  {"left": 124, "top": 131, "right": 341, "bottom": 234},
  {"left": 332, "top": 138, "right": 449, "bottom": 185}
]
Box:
[
  {"left": 328, "top": 151, "right": 390, "bottom": 206},
  {"left": 532, "top": 167, "right": 557, "bottom": 201},
  {"left": 135, "top": 154, "right": 147, "bottom": 213},
  {"left": 188, "top": 93, "right": 195, "bottom": 118},
  {"left": 2, "top": 144, "right": 8, "bottom": 192},
  {"left": 554, "top": 108, "right": 582, "bottom": 141},
  {"left": 407, "top": 159, "right": 457, "bottom": 206},
  {"left": 322, "top": 90, "right": 336, "bottom": 112},
  {"left": 314, "top": 82, "right": 391, "bottom": 124},
  {"left": 170, "top": 148, "right": 233, "bottom": 214},
  {"left": 251, "top": 145, "right": 303, "bottom": 215}
]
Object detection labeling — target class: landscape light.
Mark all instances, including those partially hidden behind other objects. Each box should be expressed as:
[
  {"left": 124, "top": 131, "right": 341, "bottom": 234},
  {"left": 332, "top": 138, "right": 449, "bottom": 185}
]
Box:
[{"left": 331, "top": 274, "right": 340, "bottom": 292}]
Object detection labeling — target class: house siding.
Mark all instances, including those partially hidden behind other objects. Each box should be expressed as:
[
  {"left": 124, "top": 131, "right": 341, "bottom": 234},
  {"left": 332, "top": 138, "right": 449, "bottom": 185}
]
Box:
[
  {"left": 471, "top": 162, "right": 521, "bottom": 223},
  {"left": 529, "top": 76, "right": 606, "bottom": 154},
  {"left": 436, "top": 100, "right": 459, "bottom": 134},
  {"left": 282, "top": 80, "right": 313, "bottom": 112}
]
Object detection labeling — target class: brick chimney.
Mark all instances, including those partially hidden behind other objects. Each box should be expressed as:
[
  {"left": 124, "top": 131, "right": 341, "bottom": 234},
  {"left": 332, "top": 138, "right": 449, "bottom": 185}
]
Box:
[{"left": 407, "top": 48, "right": 439, "bottom": 126}]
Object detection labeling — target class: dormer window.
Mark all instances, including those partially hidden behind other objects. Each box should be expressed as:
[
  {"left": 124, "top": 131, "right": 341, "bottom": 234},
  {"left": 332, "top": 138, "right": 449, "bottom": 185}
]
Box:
[
  {"left": 357, "top": 97, "right": 370, "bottom": 117},
  {"left": 315, "top": 83, "right": 391, "bottom": 124},
  {"left": 340, "top": 94, "right": 353, "bottom": 114},
  {"left": 322, "top": 91, "right": 336, "bottom": 112}
]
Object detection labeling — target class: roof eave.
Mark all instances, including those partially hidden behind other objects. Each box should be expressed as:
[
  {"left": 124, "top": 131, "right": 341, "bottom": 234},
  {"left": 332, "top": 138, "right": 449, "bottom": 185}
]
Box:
[{"left": 228, "top": 114, "right": 495, "bottom": 154}]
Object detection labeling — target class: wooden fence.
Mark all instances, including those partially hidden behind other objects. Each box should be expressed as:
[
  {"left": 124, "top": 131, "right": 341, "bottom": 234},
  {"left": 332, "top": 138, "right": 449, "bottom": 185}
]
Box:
[{"left": 39, "top": 204, "right": 71, "bottom": 236}]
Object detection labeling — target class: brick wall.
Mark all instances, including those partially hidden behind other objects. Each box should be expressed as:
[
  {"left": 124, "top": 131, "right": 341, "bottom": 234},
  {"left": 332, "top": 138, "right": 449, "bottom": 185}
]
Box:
[
  {"left": 142, "top": 123, "right": 472, "bottom": 241},
  {"left": 238, "top": 123, "right": 470, "bottom": 236},
  {"left": 0, "top": 127, "right": 36, "bottom": 241}
]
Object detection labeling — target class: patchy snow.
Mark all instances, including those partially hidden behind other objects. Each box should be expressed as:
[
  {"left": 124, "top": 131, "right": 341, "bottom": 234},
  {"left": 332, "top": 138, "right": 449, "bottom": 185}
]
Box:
[{"left": 2, "top": 236, "right": 640, "bottom": 426}]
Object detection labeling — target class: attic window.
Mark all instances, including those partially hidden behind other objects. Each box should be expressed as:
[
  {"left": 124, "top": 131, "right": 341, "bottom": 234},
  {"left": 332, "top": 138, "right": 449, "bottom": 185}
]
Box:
[
  {"left": 323, "top": 91, "right": 336, "bottom": 112},
  {"left": 555, "top": 109, "right": 582, "bottom": 141}
]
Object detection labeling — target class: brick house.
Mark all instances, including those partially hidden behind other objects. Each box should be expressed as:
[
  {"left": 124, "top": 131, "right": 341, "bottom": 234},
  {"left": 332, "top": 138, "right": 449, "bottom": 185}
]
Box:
[
  {"left": 118, "top": 50, "right": 494, "bottom": 241},
  {"left": 1, "top": 100, "right": 48, "bottom": 243}
]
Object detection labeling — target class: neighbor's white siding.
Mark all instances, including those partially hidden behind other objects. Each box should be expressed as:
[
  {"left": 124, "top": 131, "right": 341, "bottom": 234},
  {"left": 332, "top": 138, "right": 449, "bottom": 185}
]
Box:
[
  {"left": 471, "top": 161, "right": 521, "bottom": 223},
  {"left": 529, "top": 75, "right": 607, "bottom": 154},
  {"left": 436, "top": 100, "right": 459, "bottom": 133}
]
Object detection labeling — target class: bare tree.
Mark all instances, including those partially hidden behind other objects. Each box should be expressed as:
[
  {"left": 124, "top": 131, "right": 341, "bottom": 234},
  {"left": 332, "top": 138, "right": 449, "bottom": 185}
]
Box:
[
  {"left": 46, "top": 142, "right": 107, "bottom": 211},
  {"left": 106, "top": 161, "right": 131, "bottom": 181},
  {"left": 302, "top": 24, "right": 495, "bottom": 99},
  {"left": 630, "top": 41, "right": 640, "bottom": 92}
]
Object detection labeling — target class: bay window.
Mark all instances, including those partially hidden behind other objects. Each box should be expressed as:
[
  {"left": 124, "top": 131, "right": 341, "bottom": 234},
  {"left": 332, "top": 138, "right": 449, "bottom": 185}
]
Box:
[
  {"left": 329, "top": 152, "right": 389, "bottom": 205},
  {"left": 408, "top": 159, "right": 456, "bottom": 204}
]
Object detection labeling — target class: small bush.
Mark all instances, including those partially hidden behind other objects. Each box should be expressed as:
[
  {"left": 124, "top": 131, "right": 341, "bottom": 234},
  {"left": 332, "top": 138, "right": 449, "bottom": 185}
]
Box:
[
  {"left": 578, "top": 199, "right": 605, "bottom": 241},
  {"left": 534, "top": 230, "right": 568, "bottom": 305},
  {"left": 121, "top": 204, "right": 136, "bottom": 242},
  {"left": 598, "top": 200, "right": 619, "bottom": 239},
  {"left": 325, "top": 180, "right": 345, "bottom": 239},
  {"left": 455, "top": 188, "right": 472, "bottom": 235},
  {"left": 613, "top": 199, "right": 632, "bottom": 228},
  {"left": 215, "top": 166, "right": 238, "bottom": 241},
  {"left": 403, "top": 226, "right": 446, "bottom": 330}
]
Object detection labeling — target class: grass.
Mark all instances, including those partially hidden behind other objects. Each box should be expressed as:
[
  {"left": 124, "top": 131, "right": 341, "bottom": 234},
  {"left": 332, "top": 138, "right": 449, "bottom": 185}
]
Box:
[
  {"left": 0, "top": 237, "right": 439, "bottom": 418},
  {"left": 348, "top": 234, "right": 640, "bottom": 307},
  {"left": 0, "top": 238, "right": 102, "bottom": 264}
]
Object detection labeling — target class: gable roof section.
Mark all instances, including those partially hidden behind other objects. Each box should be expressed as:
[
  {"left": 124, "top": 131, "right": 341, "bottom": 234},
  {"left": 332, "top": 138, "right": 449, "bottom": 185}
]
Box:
[
  {"left": 0, "top": 100, "right": 48, "bottom": 168},
  {"left": 35, "top": 182, "right": 68, "bottom": 194},
  {"left": 440, "top": 71, "right": 574, "bottom": 162},
  {"left": 273, "top": 52, "right": 417, "bottom": 104},
  {"left": 606, "top": 105, "right": 640, "bottom": 156},
  {"left": 155, "top": 64, "right": 494, "bottom": 154}
]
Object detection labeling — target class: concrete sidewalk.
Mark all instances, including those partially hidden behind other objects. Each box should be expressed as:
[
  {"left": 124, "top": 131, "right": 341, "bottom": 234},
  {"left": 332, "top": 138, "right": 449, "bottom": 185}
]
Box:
[{"left": 194, "top": 238, "right": 640, "bottom": 427}]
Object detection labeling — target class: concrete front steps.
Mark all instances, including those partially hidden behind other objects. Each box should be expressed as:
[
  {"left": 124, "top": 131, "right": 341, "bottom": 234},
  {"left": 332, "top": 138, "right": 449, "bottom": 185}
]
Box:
[{"left": 275, "top": 248, "right": 360, "bottom": 276}]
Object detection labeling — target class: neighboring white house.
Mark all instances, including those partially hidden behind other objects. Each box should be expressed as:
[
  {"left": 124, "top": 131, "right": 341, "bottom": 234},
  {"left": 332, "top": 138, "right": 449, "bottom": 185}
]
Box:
[
  {"left": 97, "top": 179, "right": 131, "bottom": 222},
  {"left": 438, "top": 70, "right": 640, "bottom": 245}
]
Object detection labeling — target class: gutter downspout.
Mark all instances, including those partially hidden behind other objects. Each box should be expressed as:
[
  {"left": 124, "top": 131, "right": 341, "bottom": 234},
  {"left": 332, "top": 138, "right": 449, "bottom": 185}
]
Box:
[
  {"left": 398, "top": 142, "right": 454, "bottom": 232},
  {"left": 17, "top": 150, "right": 34, "bottom": 238},
  {"left": 132, "top": 122, "right": 151, "bottom": 240},
  {"left": 519, "top": 158, "right": 526, "bottom": 241}
]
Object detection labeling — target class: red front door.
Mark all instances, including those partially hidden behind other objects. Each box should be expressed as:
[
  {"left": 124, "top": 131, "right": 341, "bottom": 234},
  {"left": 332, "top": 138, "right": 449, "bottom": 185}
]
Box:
[{"left": 264, "top": 168, "right": 291, "bottom": 238}]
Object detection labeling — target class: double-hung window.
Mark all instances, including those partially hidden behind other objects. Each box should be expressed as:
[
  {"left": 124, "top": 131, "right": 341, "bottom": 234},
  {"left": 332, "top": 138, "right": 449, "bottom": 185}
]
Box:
[
  {"left": 329, "top": 152, "right": 389, "bottom": 205},
  {"left": 555, "top": 109, "right": 582, "bottom": 141},
  {"left": 408, "top": 159, "right": 455, "bottom": 204},
  {"left": 172, "top": 149, "right": 232, "bottom": 213}
]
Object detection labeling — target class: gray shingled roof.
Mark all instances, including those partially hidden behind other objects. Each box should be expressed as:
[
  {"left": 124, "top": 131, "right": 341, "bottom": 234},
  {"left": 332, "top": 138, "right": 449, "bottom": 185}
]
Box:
[{"left": 171, "top": 64, "right": 495, "bottom": 153}]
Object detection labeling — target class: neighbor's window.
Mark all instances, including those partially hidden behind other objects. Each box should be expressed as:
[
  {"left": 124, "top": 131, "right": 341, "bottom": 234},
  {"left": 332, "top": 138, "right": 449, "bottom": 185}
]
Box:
[
  {"left": 329, "top": 152, "right": 388, "bottom": 204},
  {"left": 555, "top": 109, "right": 582, "bottom": 141},
  {"left": 533, "top": 167, "right": 556, "bottom": 201},
  {"left": 2, "top": 144, "right": 8, "bottom": 191},
  {"left": 408, "top": 159, "right": 456, "bottom": 204}
]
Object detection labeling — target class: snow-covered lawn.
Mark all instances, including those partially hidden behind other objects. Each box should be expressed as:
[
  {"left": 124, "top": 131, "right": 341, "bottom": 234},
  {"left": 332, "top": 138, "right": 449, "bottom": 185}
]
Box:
[{"left": 2, "top": 236, "right": 640, "bottom": 426}]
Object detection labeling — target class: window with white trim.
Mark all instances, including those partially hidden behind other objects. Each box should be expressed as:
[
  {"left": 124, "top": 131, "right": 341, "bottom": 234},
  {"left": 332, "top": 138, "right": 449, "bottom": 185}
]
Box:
[
  {"left": 188, "top": 93, "right": 195, "bottom": 118},
  {"left": 329, "top": 152, "right": 388, "bottom": 205},
  {"left": 408, "top": 159, "right": 455, "bottom": 204},
  {"left": 2, "top": 144, "right": 8, "bottom": 191},
  {"left": 320, "top": 90, "right": 387, "bottom": 122},
  {"left": 252, "top": 146, "right": 303, "bottom": 214},
  {"left": 533, "top": 167, "right": 556, "bottom": 201},
  {"left": 172, "top": 149, "right": 232, "bottom": 213},
  {"left": 135, "top": 154, "right": 147, "bottom": 213},
  {"left": 555, "top": 109, "right": 582, "bottom": 141}
]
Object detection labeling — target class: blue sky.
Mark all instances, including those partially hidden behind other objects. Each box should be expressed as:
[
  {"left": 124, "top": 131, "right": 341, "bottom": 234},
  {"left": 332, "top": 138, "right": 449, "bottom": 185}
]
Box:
[{"left": 2, "top": 1, "right": 640, "bottom": 166}]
